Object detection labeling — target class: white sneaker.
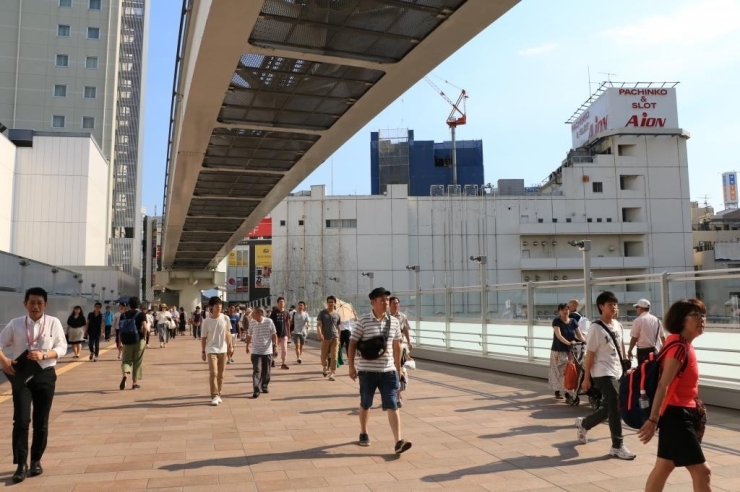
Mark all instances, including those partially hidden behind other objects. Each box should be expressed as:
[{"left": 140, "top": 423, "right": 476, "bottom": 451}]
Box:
[
  {"left": 211, "top": 397, "right": 220, "bottom": 406},
  {"left": 216, "top": 395, "right": 222, "bottom": 404},
  {"left": 575, "top": 417, "right": 588, "bottom": 444},
  {"left": 610, "top": 445, "right": 636, "bottom": 460}
]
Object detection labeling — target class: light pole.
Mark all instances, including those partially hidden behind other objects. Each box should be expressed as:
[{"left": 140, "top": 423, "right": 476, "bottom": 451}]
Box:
[
  {"left": 91, "top": 283, "right": 96, "bottom": 302},
  {"left": 50, "top": 267, "right": 59, "bottom": 295},
  {"left": 361, "top": 272, "right": 374, "bottom": 291},
  {"left": 102, "top": 286, "right": 107, "bottom": 303},
  {"left": 406, "top": 265, "right": 420, "bottom": 345},
  {"left": 470, "top": 256, "right": 488, "bottom": 355},
  {"left": 568, "top": 240, "right": 592, "bottom": 319}
]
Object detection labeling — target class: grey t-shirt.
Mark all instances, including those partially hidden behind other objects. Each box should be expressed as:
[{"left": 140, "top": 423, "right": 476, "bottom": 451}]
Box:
[
  {"left": 292, "top": 312, "right": 309, "bottom": 337},
  {"left": 317, "top": 309, "right": 340, "bottom": 339}
]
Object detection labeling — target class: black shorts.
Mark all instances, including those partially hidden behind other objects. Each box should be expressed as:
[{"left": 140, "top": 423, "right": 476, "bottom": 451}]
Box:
[{"left": 658, "top": 405, "right": 705, "bottom": 467}]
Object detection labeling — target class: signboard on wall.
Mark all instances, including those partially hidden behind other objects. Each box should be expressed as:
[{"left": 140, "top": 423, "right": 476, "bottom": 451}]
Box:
[
  {"left": 570, "top": 87, "right": 679, "bottom": 148},
  {"left": 228, "top": 251, "right": 237, "bottom": 266},
  {"left": 255, "top": 245, "right": 272, "bottom": 288},
  {"left": 247, "top": 217, "right": 272, "bottom": 238},
  {"left": 723, "top": 172, "right": 738, "bottom": 209}
]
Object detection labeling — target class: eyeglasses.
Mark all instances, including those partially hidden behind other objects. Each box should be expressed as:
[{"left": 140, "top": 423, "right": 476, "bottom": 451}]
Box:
[{"left": 686, "top": 312, "right": 706, "bottom": 320}]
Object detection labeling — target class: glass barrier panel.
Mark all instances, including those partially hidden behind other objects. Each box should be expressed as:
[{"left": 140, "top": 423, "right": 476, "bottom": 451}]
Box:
[
  {"left": 532, "top": 285, "right": 584, "bottom": 323},
  {"left": 449, "top": 320, "right": 482, "bottom": 353},
  {"left": 486, "top": 321, "right": 530, "bottom": 358},
  {"left": 669, "top": 277, "right": 740, "bottom": 326},
  {"left": 450, "top": 290, "right": 481, "bottom": 319},
  {"left": 420, "top": 292, "right": 446, "bottom": 318},
  {"left": 418, "top": 320, "right": 446, "bottom": 349},
  {"left": 487, "top": 288, "right": 527, "bottom": 321},
  {"left": 532, "top": 323, "right": 558, "bottom": 361}
]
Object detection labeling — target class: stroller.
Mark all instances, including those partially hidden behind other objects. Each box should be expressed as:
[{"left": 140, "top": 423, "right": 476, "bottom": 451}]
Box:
[{"left": 566, "top": 342, "right": 602, "bottom": 410}]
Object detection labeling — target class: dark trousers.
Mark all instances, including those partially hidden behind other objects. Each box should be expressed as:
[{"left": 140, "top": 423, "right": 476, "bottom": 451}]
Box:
[
  {"left": 583, "top": 376, "right": 622, "bottom": 448},
  {"left": 12, "top": 368, "right": 56, "bottom": 465},
  {"left": 340, "top": 330, "right": 351, "bottom": 356},
  {"left": 104, "top": 325, "right": 112, "bottom": 341},
  {"left": 637, "top": 347, "right": 657, "bottom": 365},
  {"left": 88, "top": 332, "right": 101, "bottom": 356},
  {"left": 251, "top": 354, "right": 272, "bottom": 392}
]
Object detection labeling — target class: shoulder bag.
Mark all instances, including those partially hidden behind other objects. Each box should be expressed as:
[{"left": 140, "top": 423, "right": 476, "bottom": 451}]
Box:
[
  {"left": 593, "top": 319, "right": 632, "bottom": 373},
  {"left": 356, "top": 314, "right": 392, "bottom": 360}
]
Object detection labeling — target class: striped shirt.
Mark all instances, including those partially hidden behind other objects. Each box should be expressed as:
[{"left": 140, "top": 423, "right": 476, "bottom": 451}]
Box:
[
  {"left": 351, "top": 311, "right": 401, "bottom": 372},
  {"left": 248, "top": 318, "right": 276, "bottom": 355}
]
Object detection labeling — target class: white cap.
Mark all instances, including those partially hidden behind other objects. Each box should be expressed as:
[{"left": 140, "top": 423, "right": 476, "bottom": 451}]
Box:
[{"left": 633, "top": 299, "right": 651, "bottom": 309}]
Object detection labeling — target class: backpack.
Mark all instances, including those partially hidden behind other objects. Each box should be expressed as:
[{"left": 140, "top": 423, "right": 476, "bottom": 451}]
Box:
[
  {"left": 619, "top": 339, "right": 689, "bottom": 429},
  {"left": 119, "top": 312, "right": 140, "bottom": 345}
]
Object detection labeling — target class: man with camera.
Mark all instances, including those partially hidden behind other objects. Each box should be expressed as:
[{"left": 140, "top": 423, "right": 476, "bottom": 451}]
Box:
[{"left": 348, "top": 287, "right": 412, "bottom": 455}]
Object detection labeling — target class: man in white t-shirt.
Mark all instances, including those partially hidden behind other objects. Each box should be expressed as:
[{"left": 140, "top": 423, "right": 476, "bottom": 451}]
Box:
[
  {"left": 291, "top": 301, "right": 309, "bottom": 364},
  {"left": 627, "top": 299, "right": 665, "bottom": 365},
  {"left": 576, "top": 291, "right": 636, "bottom": 460},
  {"left": 200, "top": 297, "right": 233, "bottom": 406}
]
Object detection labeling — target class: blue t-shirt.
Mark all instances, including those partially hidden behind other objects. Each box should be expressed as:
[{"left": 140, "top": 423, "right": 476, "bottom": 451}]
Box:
[
  {"left": 551, "top": 317, "right": 578, "bottom": 352},
  {"left": 104, "top": 311, "right": 114, "bottom": 326},
  {"left": 229, "top": 314, "right": 240, "bottom": 334}
]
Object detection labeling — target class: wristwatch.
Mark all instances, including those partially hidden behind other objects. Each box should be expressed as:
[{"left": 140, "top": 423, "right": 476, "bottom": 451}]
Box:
[{"left": 42, "top": 351, "right": 48, "bottom": 360}]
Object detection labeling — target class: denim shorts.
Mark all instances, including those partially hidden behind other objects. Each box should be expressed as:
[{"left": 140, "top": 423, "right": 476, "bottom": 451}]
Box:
[{"left": 358, "top": 370, "right": 399, "bottom": 410}]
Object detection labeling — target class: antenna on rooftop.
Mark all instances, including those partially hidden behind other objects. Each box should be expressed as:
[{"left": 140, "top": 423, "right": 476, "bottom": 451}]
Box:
[
  {"left": 699, "top": 194, "right": 712, "bottom": 208},
  {"left": 599, "top": 72, "right": 618, "bottom": 84}
]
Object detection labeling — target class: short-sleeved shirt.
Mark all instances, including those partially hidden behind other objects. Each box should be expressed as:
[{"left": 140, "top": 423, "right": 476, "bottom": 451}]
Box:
[
  {"left": 270, "top": 309, "right": 289, "bottom": 338},
  {"left": 202, "top": 314, "right": 231, "bottom": 354},
  {"left": 87, "top": 312, "right": 104, "bottom": 334},
  {"left": 292, "top": 312, "right": 309, "bottom": 337},
  {"left": 104, "top": 311, "right": 114, "bottom": 326},
  {"left": 192, "top": 311, "right": 203, "bottom": 325},
  {"left": 67, "top": 314, "right": 86, "bottom": 329},
  {"left": 661, "top": 334, "right": 698, "bottom": 411},
  {"left": 317, "top": 309, "right": 340, "bottom": 339},
  {"left": 551, "top": 317, "right": 577, "bottom": 352},
  {"left": 0, "top": 315, "right": 68, "bottom": 369},
  {"left": 248, "top": 318, "right": 276, "bottom": 355},
  {"left": 585, "top": 319, "right": 625, "bottom": 379},
  {"left": 631, "top": 312, "right": 663, "bottom": 349},
  {"left": 391, "top": 311, "right": 410, "bottom": 335},
  {"left": 228, "top": 314, "right": 240, "bottom": 334},
  {"left": 569, "top": 311, "right": 582, "bottom": 322},
  {"left": 112, "top": 311, "right": 121, "bottom": 331},
  {"left": 351, "top": 312, "right": 402, "bottom": 372}
]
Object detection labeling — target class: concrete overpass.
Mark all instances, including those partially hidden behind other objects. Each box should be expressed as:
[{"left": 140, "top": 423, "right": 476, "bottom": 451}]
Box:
[{"left": 160, "top": 0, "right": 519, "bottom": 307}]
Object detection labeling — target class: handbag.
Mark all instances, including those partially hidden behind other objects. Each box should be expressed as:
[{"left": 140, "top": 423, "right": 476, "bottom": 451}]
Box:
[
  {"left": 356, "top": 314, "right": 392, "bottom": 360},
  {"left": 563, "top": 355, "right": 578, "bottom": 391},
  {"left": 688, "top": 396, "right": 707, "bottom": 443},
  {"left": 593, "top": 320, "right": 632, "bottom": 373},
  {"left": 5, "top": 351, "right": 44, "bottom": 388}
]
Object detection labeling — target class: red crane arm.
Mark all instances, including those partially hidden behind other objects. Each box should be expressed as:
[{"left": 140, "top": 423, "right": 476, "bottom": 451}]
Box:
[{"left": 424, "top": 76, "right": 467, "bottom": 128}]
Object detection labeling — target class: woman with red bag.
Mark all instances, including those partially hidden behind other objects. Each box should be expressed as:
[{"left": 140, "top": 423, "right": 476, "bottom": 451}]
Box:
[{"left": 548, "top": 303, "right": 587, "bottom": 402}]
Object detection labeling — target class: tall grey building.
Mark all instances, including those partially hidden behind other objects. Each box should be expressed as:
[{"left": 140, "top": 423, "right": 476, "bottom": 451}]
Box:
[{"left": 0, "top": 0, "right": 148, "bottom": 281}]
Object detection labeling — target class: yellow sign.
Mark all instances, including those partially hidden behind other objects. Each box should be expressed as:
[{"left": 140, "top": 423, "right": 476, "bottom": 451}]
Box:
[
  {"left": 255, "top": 245, "right": 272, "bottom": 266},
  {"left": 228, "top": 251, "right": 237, "bottom": 266}
]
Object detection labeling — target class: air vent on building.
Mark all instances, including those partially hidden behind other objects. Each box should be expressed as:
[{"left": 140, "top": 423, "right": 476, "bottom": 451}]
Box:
[
  {"left": 552, "top": 240, "right": 557, "bottom": 245},
  {"left": 522, "top": 241, "right": 528, "bottom": 246},
  {"left": 535, "top": 275, "right": 541, "bottom": 281},
  {"left": 553, "top": 275, "right": 559, "bottom": 280},
  {"left": 563, "top": 275, "right": 568, "bottom": 280},
  {"left": 524, "top": 276, "right": 530, "bottom": 282},
  {"left": 533, "top": 241, "right": 538, "bottom": 246}
]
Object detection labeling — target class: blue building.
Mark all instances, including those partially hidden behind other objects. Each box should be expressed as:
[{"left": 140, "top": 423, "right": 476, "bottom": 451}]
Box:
[{"left": 370, "top": 129, "right": 484, "bottom": 196}]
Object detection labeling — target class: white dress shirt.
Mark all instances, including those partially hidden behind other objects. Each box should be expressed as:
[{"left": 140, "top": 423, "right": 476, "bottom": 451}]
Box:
[{"left": 0, "top": 315, "right": 67, "bottom": 369}]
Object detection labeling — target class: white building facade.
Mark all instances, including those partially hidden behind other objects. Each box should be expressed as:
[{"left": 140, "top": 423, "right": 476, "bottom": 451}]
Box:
[{"left": 271, "top": 84, "right": 694, "bottom": 312}]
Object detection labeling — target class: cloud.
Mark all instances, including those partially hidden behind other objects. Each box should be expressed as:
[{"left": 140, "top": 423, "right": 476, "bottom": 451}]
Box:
[
  {"left": 518, "top": 43, "right": 557, "bottom": 56},
  {"left": 600, "top": 0, "right": 740, "bottom": 47}
]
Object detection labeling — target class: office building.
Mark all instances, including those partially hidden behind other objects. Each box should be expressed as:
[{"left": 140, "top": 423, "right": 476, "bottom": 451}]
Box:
[
  {"left": 0, "top": 0, "right": 149, "bottom": 281},
  {"left": 370, "top": 129, "right": 484, "bottom": 196}
]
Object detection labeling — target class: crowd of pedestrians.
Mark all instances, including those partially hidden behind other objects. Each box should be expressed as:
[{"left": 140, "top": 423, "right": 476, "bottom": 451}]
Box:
[{"left": 0, "top": 286, "right": 711, "bottom": 490}]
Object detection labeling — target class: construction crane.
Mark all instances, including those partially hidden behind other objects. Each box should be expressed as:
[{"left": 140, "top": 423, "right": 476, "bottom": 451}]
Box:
[{"left": 424, "top": 76, "right": 468, "bottom": 186}]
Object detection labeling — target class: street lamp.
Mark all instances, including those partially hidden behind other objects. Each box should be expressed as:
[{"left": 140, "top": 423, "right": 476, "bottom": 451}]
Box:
[
  {"left": 361, "top": 272, "right": 374, "bottom": 291},
  {"left": 91, "top": 283, "right": 96, "bottom": 302},
  {"left": 568, "top": 239, "right": 592, "bottom": 319},
  {"left": 406, "top": 265, "right": 420, "bottom": 322},
  {"left": 102, "top": 286, "right": 107, "bottom": 303}
]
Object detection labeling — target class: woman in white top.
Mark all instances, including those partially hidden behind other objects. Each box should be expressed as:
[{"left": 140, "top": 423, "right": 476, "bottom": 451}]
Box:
[{"left": 155, "top": 304, "right": 173, "bottom": 349}]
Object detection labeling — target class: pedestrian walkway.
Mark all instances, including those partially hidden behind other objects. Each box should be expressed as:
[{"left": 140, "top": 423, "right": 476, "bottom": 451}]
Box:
[{"left": 0, "top": 338, "right": 739, "bottom": 491}]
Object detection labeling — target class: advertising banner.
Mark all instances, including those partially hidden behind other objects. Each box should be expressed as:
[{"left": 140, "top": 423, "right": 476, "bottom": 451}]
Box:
[
  {"left": 723, "top": 172, "right": 738, "bottom": 209},
  {"left": 228, "top": 251, "right": 237, "bottom": 266},
  {"left": 248, "top": 217, "right": 272, "bottom": 239},
  {"left": 255, "top": 244, "right": 272, "bottom": 288},
  {"left": 570, "top": 87, "right": 679, "bottom": 148}
]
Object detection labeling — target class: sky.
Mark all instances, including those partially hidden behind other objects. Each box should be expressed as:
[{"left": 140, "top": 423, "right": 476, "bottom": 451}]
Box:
[{"left": 141, "top": 0, "right": 740, "bottom": 214}]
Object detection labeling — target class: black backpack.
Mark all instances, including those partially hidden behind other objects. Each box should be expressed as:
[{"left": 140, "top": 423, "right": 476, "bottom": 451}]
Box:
[{"left": 119, "top": 312, "right": 140, "bottom": 345}]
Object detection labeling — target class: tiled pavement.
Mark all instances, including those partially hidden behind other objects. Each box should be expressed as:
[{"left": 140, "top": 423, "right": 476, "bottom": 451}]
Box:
[{"left": 0, "top": 337, "right": 738, "bottom": 491}]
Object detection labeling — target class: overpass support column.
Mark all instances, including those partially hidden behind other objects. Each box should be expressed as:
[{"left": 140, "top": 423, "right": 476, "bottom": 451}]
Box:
[{"left": 158, "top": 270, "right": 225, "bottom": 314}]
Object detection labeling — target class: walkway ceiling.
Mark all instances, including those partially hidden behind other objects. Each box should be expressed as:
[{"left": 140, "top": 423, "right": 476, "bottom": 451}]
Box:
[{"left": 163, "top": 0, "right": 519, "bottom": 270}]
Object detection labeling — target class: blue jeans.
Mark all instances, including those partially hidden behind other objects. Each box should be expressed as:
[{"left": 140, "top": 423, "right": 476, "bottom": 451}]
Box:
[{"left": 358, "top": 370, "right": 399, "bottom": 410}]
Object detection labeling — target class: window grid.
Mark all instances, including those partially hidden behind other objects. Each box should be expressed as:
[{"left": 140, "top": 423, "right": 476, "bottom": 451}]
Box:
[
  {"left": 89, "top": 0, "right": 102, "bottom": 10},
  {"left": 325, "top": 219, "right": 357, "bottom": 229},
  {"left": 85, "top": 56, "right": 98, "bottom": 69},
  {"left": 58, "top": 25, "right": 70, "bottom": 37},
  {"left": 82, "top": 117, "right": 95, "bottom": 129},
  {"left": 59, "top": 0, "right": 72, "bottom": 7},
  {"left": 87, "top": 27, "right": 100, "bottom": 39},
  {"left": 52, "top": 115, "right": 66, "bottom": 128},
  {"left": 84, "top": 86, "right": 97, "bottom": 99},
  {"left": 54, "top": 84, "right": 67, "bottom": 97},
  {"left": 55, "top": 54, "right": 69, "bottom": 67}
]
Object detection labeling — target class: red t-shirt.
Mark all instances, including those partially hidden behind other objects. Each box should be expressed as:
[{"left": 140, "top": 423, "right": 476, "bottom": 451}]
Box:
[{"left": 660, "top": 334, "right": 698, "bottom": 413}]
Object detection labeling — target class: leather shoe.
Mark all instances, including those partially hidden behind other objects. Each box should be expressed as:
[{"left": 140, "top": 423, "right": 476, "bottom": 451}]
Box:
[
  {"left": 12, "top": 464, "right": 27, "bottom": 483},
  {"left": 29, "top": 461, "right": 43, "bottom": 477}
]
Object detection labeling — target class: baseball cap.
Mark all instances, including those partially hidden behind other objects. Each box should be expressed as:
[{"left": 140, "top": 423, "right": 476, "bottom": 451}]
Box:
[
  {"left": 633, "top": 299, "right": 651, "bottom": 309},
  {"left": 368, "top": 287, "right": 391, "bottom": 300}
]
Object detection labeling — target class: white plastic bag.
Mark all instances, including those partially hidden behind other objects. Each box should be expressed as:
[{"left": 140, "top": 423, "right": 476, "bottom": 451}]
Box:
[{"left": 403, "top": 359, "right": 416, "bottom": 370}]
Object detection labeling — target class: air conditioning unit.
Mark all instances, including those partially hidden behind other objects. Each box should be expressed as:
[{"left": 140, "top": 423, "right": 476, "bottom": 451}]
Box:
[
  {"left": 533, "top": 241, "right": 538, "bottom": 246},
  {"left": 535, "top": 275, "right": 541, "bottom": 281},
  {"left": 522, "top": 240, "right": 528, "bottom": 246},
  {"left": 524, "top": 276, "right": 530, "bottom": 282},
  {"left": 608, "top": 245, "right": 616, "bottom": 251},
  {"left": 541, "top": 239, "right": 547, "bottom": 245},
  {"left": 552, "top": 240, "right": 557, "bottom": 245},
  {"left": 553, "top": 275, "right": 559, "bottom": 280},
  {"left": 562, "top": 275, "right": 568, "bottom": 280}
]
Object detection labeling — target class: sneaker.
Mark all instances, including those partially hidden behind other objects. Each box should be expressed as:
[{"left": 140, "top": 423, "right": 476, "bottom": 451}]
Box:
[
  {"left": 610, "top": 445, "right": 636, "bottom": 460},
  {"left": 555, "top": 391, "right": 563, "bottom": 399},
  {"left": 119, "top": 376, "right": 126, "bottom": 391},
  {"left": 93, "top": 357, "right": 97, "bottom": 362},
  {"left": 271, "top": 360, "right": 275, "bottom": 368},
  {"left": 297, "top": 358, "right": 302, "bottom": 364},
  {"left": 397, "top": 400, "right": 403, "bottom": 408},
  {"left": 211, "top": 397, "right": 220, "bottom": 406},
  {"left": 132, "top": 384, "right": 140, "bottom": 390},
  {"left": 226, "top": 359, "right": 232, "bottom": 365},
  {"left": 216, "top": 396, "right": 222, "bottom": 404},
  {"left": 323, "top": 369, "right": 329, "bottom": 377},
  {"left": 358, "top": 433, "right": 370, "bottom": 446},
  {"left": 261, "top": 387, "right": 269, "bottom": 394},
  {"left": 230, "top": 358, "right": 234, "bottom": 363},
  {"left": 328, "top": 374, "right": 335, "bottom": 381},
  {"left": 394, "top": 439, "right": 412, "bottom": 454},
  {"left": 252, "top": 391, "right": 259, "bottom": 398},
  {"left": 281, "top": 364, "right": 289, "bottom": 370},
  {"left": 575, "top": 417, "right": 588, "bottom": 444},
  {"left": 89, "top": 354, "right": 93, "bottom": 361}
]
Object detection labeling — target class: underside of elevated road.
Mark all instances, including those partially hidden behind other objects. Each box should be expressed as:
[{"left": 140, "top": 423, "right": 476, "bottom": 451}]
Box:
[{"left": 162, "top": 0, "right": 519, "bottom": 270}]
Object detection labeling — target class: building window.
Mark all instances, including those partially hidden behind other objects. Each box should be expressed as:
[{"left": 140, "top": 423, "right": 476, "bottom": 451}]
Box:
[
  {"left": 552, "top": 218, "right": 558, "bottom": 223},
  {"left": 298, "top": 220, "right": 304, "bottom": 226},
  {"left": 59, "top": 0, "right": 72, "bottom": 7},
  {"left": 89, "top": 0, "right": 102, "bottom": 9},
  {"left": 606, "top": 218, "right": 612, "bottom": 223},
  {"left": 619, "top": 175, "right": 642, "bottom": 191},
  {"left": 87, "top": 27, "right": 100, "bottom": 39},
  {"left": 587, "top": 218, "right": 593, "bottom": 223},
  {"left": 537, "top": 218, "right": 543, "bottom": 223},
  {"left": 325, "top": 219, "right": 357, "bottom": 228},
  {"left": 52, "top": 115, "right": 66, "bottom": 128},
  {"left": 53, "top": 84, "right": 67, "bottom": 97},
  {"left": 82, "top": 117, "right": 95, "bottom": 129},
  {"left": 279, "top": 220, "right": 286, "bottom": 226},
  {"left": 84, "top": 86, "right": 97, "bottom": 99},
  {"left": 57, "top": 25, "right": 71, "bottom": 37},
  {"left": 566, "top": 218, "right": 572, "bottom": 223},
  {"left": 592, "top": 182, "right": 603, "bottom": 193},
  {"left": 597, "top": 218, "right": 602, "bottom": 223},
  {"left": 85, "top": 56, "right": 98, "bottom": 69},
  {"left": 55, "top": 54, "right": 69, "bottom": 67}
]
